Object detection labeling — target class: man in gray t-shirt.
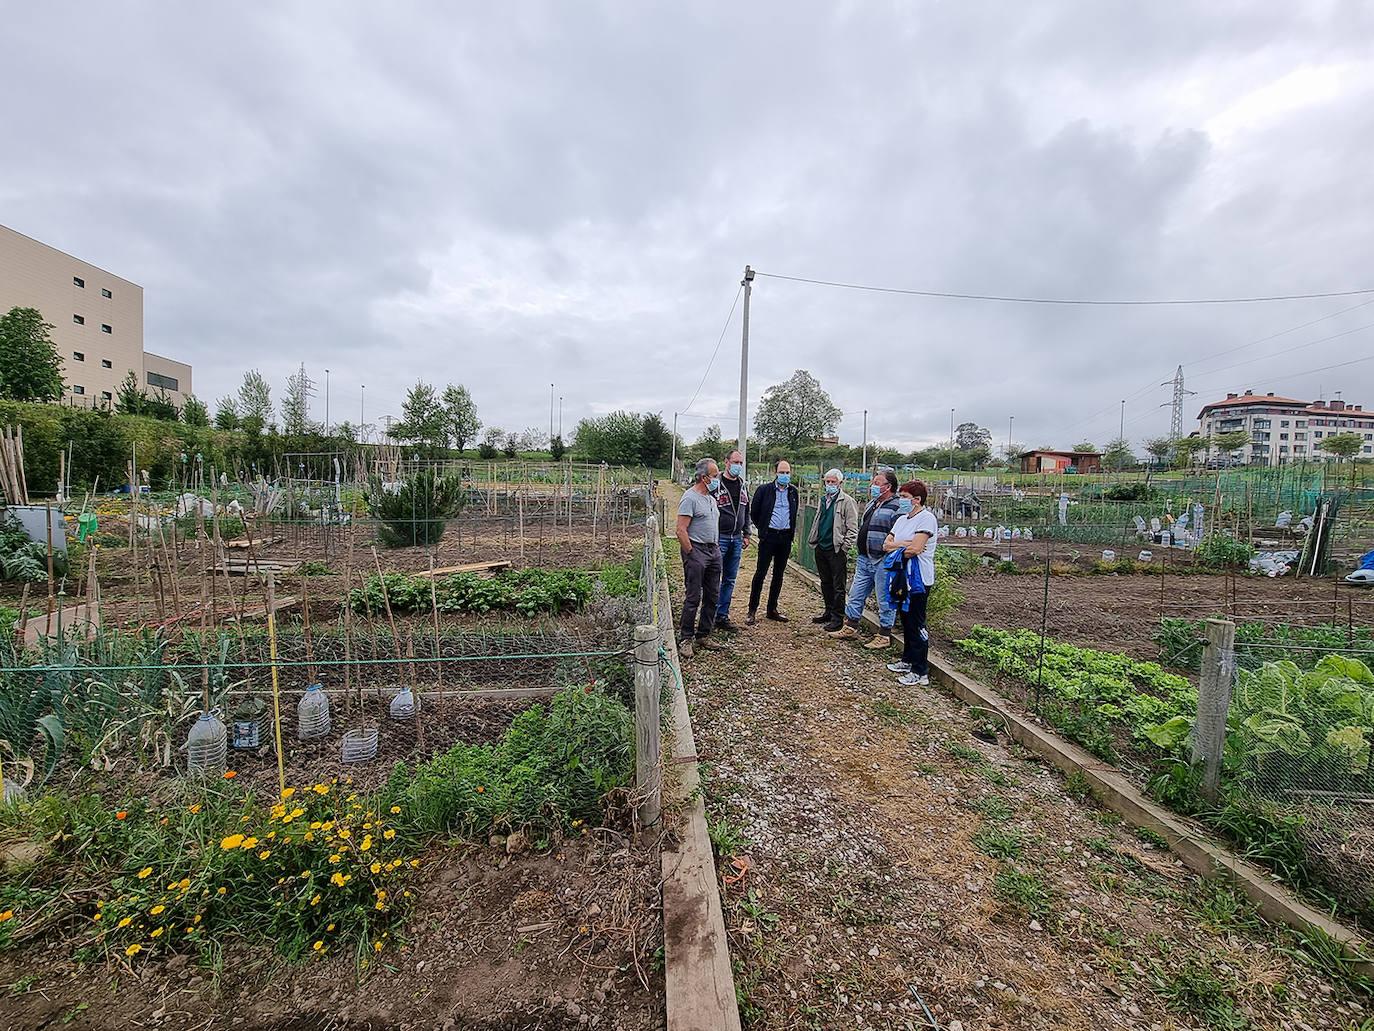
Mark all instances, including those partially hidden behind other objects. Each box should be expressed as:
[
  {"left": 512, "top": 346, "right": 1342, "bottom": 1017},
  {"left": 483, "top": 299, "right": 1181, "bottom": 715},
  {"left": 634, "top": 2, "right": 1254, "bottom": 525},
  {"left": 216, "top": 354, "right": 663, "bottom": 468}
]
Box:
[{"left": 675, "top": 458, "right": 724, "bottom": 657}]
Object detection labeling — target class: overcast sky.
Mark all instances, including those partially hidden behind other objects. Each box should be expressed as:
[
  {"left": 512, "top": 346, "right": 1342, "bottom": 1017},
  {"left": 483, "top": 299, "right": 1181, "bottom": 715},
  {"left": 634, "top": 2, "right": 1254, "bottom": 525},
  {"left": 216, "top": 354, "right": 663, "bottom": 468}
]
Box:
[{"left": 3, "top": 2, "right": 1373, "bottom": 454}]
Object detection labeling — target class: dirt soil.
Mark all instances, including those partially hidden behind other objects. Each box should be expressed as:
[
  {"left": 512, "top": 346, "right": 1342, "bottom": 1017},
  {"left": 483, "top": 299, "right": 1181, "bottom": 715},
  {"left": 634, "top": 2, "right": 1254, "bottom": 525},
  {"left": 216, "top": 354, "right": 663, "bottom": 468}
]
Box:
[
  {"left": 0, "top": 833, "right": 664, "bottom": 1031},
  {"left": 672, "top": 555, "right": 1372, "bottom": 1030}
]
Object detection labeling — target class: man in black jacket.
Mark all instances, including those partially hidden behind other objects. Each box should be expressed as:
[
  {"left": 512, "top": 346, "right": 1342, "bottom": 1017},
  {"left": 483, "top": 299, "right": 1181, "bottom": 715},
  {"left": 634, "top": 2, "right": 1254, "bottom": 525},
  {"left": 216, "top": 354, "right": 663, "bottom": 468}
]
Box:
[
  {"left": 746, "top": 460, "right": 799, "bottom": 625},
  {"left": 713, "top": 448, "right": 753, "bottom": 631}
]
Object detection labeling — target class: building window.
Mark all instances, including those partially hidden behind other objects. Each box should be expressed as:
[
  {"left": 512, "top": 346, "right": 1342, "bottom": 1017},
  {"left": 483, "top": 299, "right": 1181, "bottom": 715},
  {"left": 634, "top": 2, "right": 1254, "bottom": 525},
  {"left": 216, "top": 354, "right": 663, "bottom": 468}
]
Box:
[
  {"left": 1296, "top": 420, "right": 1306, "bottom": 428},
  {"left": 1315, "top": 431, "right": 1323, "bottom": 438},
  {"left": 73, "top": 385, "right": 85, "bottom": 395},
  {"left": 1295, "top": 432, "right": 1306, "bottom": 441},
  {"left": 73, "top": 314, "right": 84, "bottom": 325},
  {"left": 101, "top": 324, "right": 112, "bottom": 334},
  {"left": 101, "top": 359, "right": 112, "bottom": 369},
  {"left": 1254, "top": 419, "right": 1271, "bottom": 429},
  {"left": 101, "top": 288, "right": 112, "bottom": 298},
  {"left": 1295, "top": 445, "right": 1306, "bottom": 453},
  {"left": 73, "top": 276, "right": 84, "bottom": 288},
  {"left": 73, "top": 351, "right": 84, "bottom": 361},
  {"left": 1280, "top": 420, "right": 1290, "bottom": 427},
  {"left": 1279, "top": 433, "right": 1288, "bottom": 440},
  {"left": 146, "top": 371, "right": 179, "bottom": 391},
  {"left": 101, "top": 391, "right": 112, "bottom": 402},
  {"left": 1279, "top": 445, "right": 1289, "bottom": 452}
]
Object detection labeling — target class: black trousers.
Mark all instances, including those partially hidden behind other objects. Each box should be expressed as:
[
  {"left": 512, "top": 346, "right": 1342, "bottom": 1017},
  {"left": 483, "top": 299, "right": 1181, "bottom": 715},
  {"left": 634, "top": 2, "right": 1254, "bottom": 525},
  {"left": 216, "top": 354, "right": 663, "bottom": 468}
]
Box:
[
  {"left": 680, "top": 542, "right": 722, "bottom": 641},
  {"left": 814, "top": 546, "right": 848, "bottom": 617},
  {"left": 748, "top": 529, "right": 794, "bottom": 614},
  {"left": 900, "top": 590, "right": 930, "bottom": 675}
]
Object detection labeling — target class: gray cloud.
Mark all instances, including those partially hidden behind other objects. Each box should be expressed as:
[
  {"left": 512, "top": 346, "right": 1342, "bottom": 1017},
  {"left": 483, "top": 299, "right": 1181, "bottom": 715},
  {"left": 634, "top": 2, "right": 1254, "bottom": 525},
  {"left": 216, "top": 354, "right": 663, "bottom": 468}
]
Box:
[{"left": 3, "top": 2, "right": 1372, "bottom": 454}]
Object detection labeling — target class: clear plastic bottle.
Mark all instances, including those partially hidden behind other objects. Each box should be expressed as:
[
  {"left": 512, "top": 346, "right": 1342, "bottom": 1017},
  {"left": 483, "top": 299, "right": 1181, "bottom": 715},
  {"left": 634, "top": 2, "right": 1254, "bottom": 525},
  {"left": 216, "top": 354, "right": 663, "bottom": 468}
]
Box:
[
  {"left": 187, "top": 710, "right": 228, "bottom": 776},
  {"left": 297, "top": 684, "right": 331, "bottom": 740},
  {"left": 389, "top": 686, "right": 419, "bottom": 721},
  {"left": 232, "top": 695, "right": 267, "bottom": 749}
]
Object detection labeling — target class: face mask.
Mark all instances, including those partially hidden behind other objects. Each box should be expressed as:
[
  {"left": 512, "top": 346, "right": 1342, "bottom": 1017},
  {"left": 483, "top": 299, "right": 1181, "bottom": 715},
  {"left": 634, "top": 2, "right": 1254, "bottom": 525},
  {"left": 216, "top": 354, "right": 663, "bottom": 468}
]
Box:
[
  {"left": 824, "top": 483, "right": 839, "bottom": 496},
  {"left": 870, "top": 483, "right": 883, "bottom": 499},
  {"left": 776, "top": 473, "right": 791, "bottom": 487},
  {"left": 896, "top": 497, "right": 914, "bottom": 513},
  {"left": 708, "top": 477, "right": 720, "bottom": 492},
  {"left": 728, "top": 463, "right": 743, "bottom": 478}
]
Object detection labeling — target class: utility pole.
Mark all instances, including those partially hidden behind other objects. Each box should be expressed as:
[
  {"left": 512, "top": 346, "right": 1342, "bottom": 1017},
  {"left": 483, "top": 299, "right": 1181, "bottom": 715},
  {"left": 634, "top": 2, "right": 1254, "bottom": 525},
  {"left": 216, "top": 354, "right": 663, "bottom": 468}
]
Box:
[
  {"left": 670, "top": 411, "right": 679, "bottom": 482},
  {"left": 559, "top": 396, "right": 563, "bottom": 437},
  {"left": 1161, "top": 365, "right": 1194, "bottom": 442},
  {"left": 738, "top": 266, "right": 754, "bottom": 472},
  {"left": 861, "top": 410, "right": 868, "bottom": 476},
  {"left": 324, "top": 369, "right": 330, "bottom": 437},
  {"left": 550, "top": 383, "right": 554, "bottom": 447},
  {"left": 360, "top": 385, "right": 365, "bottom": 436},
  {"left": 1119, "top": 400, "right": 1126, "bottom": 471},
  {"left": 949, "top": 408, "right": 955, "bottom": 475},
  {"left": 1009, "top": 414, "right": 1014, "bottom": 469}
]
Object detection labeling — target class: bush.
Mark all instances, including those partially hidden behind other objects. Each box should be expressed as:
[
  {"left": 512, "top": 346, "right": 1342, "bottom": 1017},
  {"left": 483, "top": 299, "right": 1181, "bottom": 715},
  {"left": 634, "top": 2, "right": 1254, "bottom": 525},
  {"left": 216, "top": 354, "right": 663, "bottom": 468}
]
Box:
[
  {"left": 1194, "top": 532, "right": 1254, "bottom": 570},
  {"left": 1102, "top": 482, "right": 1154, "bottom": 502},
  {"left": 0, "top": 512, "right": 69, "bottom": 582},
  {"left": 365, "top": 471, "right": 463, "bottom": 547}
]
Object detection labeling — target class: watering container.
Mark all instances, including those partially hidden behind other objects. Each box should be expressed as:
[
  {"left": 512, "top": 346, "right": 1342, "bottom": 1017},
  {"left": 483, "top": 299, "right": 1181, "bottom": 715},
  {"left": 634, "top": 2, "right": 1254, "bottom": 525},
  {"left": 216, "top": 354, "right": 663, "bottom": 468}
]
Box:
[
  {"left": 187, "top": 710, "right": 228, "bottom": 776},
  {"left": 298, "top": 684, "right": 331, "bottom": 740},
  {"left": 232, "top": 695, "right": 268, "bottom": 749},
  {"left": 390, "top": 686, "right": 419, "bottom": 721},
  {"left": 1101, "top": 550, "right": 1116, "bottom": 562}
]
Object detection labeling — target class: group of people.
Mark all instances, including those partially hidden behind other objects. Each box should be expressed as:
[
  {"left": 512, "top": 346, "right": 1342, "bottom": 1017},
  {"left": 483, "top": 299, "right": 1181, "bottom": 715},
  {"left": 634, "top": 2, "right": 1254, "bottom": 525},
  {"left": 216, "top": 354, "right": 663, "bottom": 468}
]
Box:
[{"left": 674, "top": 455, "right": 938, "bottom": 687}]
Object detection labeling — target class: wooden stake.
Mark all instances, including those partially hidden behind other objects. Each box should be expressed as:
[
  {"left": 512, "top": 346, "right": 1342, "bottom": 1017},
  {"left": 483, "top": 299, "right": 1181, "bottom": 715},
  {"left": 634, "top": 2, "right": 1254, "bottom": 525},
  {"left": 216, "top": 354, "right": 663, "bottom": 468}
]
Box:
[
  {"left": 15, "top": 424, "right": 27, "bottom": 504},
  {"left": 266, "top": 570, "right": 286, "bottom": 797},
  {"left": 428, "top": 552, "right": 444, "bottom": 722},
  {"left": 44, "top": 500, "right": 55, "bottom": 636}
]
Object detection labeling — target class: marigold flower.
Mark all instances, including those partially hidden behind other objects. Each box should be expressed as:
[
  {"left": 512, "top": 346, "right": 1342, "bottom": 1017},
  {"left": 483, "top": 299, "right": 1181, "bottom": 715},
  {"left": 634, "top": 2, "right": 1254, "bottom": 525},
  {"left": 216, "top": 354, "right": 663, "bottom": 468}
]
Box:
[
  {"left": 240, "top": 837, "right": 259, "bottom": 850},
  {"left": 476, "top": 786, "right": 485, "bottom": 793},
  {"left": 311, "top": 894, "right": 321, "bottom": 906},
  {"left": 280, "top": 787, "right": 295, "bottom": 799},
  {"left": 373, "top": 940, "right": 383, "bottom": 952},
  {"left": 115, "top": 811, "right": 128, "bottom": 820},
  {"left": 118, "top": 916, "right": 133, "bottom": 928},
  {"left": 258, "top": 850, "right": 272, "bottom": 860},
  {"left": 188, "top": 804, "right": 201, "bottom": 814},
  {"left": 125, "top": 944, "right": 142, "bottom": 956},
  {"left": 150, "top": 927, "right": 164, "bottom": 938},
  {"left": 150, "top": 905, "right": 165, "bottom": 915},
  {"left": 312, "top": 940, "right": 323, "bottom": 952},
  {"left": 223, "top": 771, "right": 237, "bottom": 779},
  {"left": 221, "top": 834, "right": 245, "bottom": 850},
  {"left": 383, "top": 829, "right": 395, "bottom": 840},
  {"left": 370, "top": 862, "right": 381, "bottom": 874},
  {"left": 137, "top": 867, "right": 152, "bottom": 879},
  {"left": 0, "top": 911, "right": 14, "bottom": 922},
  {"left": 389, "top": 806, "right": 401, "bottom": 814}
]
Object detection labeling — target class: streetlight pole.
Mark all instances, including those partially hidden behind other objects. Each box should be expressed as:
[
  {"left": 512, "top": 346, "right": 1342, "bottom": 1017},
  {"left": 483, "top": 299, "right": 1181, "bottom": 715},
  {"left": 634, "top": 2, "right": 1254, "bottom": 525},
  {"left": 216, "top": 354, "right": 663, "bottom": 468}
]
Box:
[
  {"left": 949, "top": 408, "right": 955, "bottom": 476},
  {"left": 861, "top": 409, "right": 868, "bottom": 476},
  {"left": 324, "top": 368, "right": 330, "bottom": 437},
  {"left": 670, "top": 412, "right": 679, "bottom": 482},
  {"left": 559, "top": 396, "right": 563, "bottom": 438},
  {"left": 1119, "top": 399, "right": 1126, "bottom": 472},
  {"left": 1009, "top": 415, "right": 1014, "bottom": 471},
  {"left": 550, "top": 383, "right": 554, "bottom": 448},
  {"left": 737, "top": 266, "right": 754, "bottom": 472},
  {"left": 360, "top": 385, "right": 365, "bottom": 438}
]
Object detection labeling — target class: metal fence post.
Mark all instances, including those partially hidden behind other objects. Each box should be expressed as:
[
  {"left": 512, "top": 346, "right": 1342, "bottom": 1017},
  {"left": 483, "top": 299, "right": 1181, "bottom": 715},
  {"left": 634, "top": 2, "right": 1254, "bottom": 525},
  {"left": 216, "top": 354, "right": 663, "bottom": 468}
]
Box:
[
  {"left": 1193, "top": 617, "right": 1237, "bottom": 806},
  {"left": 634, "top": 623, "right": 663, "bottom": 829}
]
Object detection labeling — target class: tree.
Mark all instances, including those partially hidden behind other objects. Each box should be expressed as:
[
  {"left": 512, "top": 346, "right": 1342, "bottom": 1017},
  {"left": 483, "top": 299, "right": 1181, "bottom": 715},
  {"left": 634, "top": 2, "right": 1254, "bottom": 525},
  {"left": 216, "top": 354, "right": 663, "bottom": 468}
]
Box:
[
  {"left": 573, "top": 411, "right": 645, "bottom": 465},
  {"left": 683, "top": 424, "right": 723, "bottom": 465},
  {"left": 1212, "top": 430, "right": 1250, "bottom": 464},
  {"left": 639, "top": 412, "right": 672, "bottom": 467},
  {"left": 477, "top": 426, "right": 503, "bottom": 460},
  {"left": 1321, "top": 432, "right": 1365, "bottom": 487},
  {"left": 0, "top": 307, "right": 64, "bottom": 402},
  {"left": 955, "top": 422, "right": 992, "bottom": 452},
  {"left": 440, "top": 384, "right": 480, "bottom": 451},
  {"left": 391, "top": 380, "right": 447, "bottom": 455},
  {"left": 550, "top": 434, "right": 565, "bottom": 461},
  {"left": 214, "top": 396, "right": 240, "bottom": 431},
  {"left": 182, "top": 395, "right": 210, "bottom": 427},
  {"left": 281, "top": 363, "right": 315, "bottom": 436},
  {"left": 114, "top": 370, "right": 145, "bottom": 416},
  {"left": 1175, "top": 435, "right": 1208, "bottom": 469},
  {"left": 1144, "top": 436, "right": 1175, "bottom": 468},
  {"left": 1103, "top": 437, "right": 1136, "bottom": 470},
  {"left": 752, "top": 370, "right": 842, "bottom": 456},
  {"left": 238, "top": 370, "right": 273, "bottom": 435},
  {"left": 144, "top": 389, "right": 180, "bottom": 423},
  {"left": 1072, "top": 441, "right": 1097, "bottom": 453},
  {"left": 502, "top": 432, "right": 519, "bottom": 459},
  {"left": 1001, "top": 441, "right": 1026, "bottom": 464}
]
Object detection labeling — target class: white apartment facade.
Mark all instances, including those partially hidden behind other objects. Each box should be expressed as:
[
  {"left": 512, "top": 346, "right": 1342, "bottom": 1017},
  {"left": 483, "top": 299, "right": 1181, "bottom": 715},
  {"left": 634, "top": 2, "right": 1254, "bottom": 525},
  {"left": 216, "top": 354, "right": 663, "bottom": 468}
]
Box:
[
  {"left": 1196, "top": 389, "right": 1374, "bottom": 466},
  {"left": 0, "top": 224, "right": 192, "bottom": 409}
]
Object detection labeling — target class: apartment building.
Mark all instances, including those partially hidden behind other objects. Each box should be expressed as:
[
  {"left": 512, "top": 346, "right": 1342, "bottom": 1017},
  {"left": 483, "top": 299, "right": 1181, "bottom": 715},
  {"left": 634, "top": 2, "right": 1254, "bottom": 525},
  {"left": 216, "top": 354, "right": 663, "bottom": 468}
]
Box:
[
  {"left": 1196, "top": 389, "right": 1374, "bottom": 466},
  {"left": 0, "top": 224, "right": 192, "bottom": 409}
]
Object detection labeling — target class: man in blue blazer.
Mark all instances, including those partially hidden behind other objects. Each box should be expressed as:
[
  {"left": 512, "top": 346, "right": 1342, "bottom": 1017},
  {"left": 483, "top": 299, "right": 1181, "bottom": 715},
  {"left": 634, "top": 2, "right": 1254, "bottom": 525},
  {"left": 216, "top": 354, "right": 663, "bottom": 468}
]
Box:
[{"left": 745, "top": 460, "right": 799, "bottom": 625}]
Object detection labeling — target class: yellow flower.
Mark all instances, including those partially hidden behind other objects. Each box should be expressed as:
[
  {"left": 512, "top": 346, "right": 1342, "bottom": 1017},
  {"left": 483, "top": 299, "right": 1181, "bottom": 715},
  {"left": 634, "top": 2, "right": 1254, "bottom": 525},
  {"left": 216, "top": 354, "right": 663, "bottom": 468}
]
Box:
[
  {"left": 280, "top": 787, "right": 295, "bottom": 799},
  {"left": 150, "top": 927, "right": 164, "bottom": 938},
  {"left": 374, "top": 900, "right": 385, "bottom": 910},
  {"left": 383, "top": 829, "right": 395, "bottom": 840},
  {"left": 310, "top": 894, "right": 321, "bottom": 906},
  {"left": 303, "top": 832, "right": 315, "bottom": 843},
  {"left": 312, "top": 940, "right": 323, "bottom": 952},
  {"left": 359, "top": 837, "right": 372, "bottom": 853},
  {"left": 93, "top": 913, "right": 102, "bottom": 921},
  {"left": 188, "top": 804, "right": 201, "bottom": 814},
  {"left": 137, "top": 867, "right": 152, "bottom": 879},
  {"left": 389, "top": 806, "right": 401, "bottom": 814},
  {"left": 118, "top": 916, "right": 133, "bottom": 928},
  {"left": 337, "top": 828, "right": 351, "bottom": 840},
  {"left": 0, "top": 911, "right": 13, "bottom": 922},
  {"left": 240, "top": 837, "right": 258, "bottom": 850},
  {"left": 150, "top": 905, "right": 165, "bottom": 916},
  {"left": 410, "top": 859, "right": 420, "bottom": 867},
  {"left": 328, "top": 854, "right": 341, "bottom": 864},
  {"left": 330, "top": 872, "right": 346, "bottom": 887},
  {"left": 193, "top": 915, "right": 201, "bottom": 923},
  {"left": 178, "top": 878, "right": 190, "bottom": 891},
  {"left": 313, "top": 784, "right": 329, "bottom": 795},
  {"left": 370, "top": 862, "right": 381, "bottom": 874},
  {"left": 375, "top": 890, "right": 386, "bottom": 901},
  {"left": 258, "top": 850, "right": 272, "bottom": 860},
  {"left": 300, "top": 870, "right": 311, "bottom": 878},
  {"left": 221, "top": 834, "right": 245, "bottom": 850},
  {"left": 327, "top": 923, "right": 335, "bottom": 931},
  {"left": 125, "top": 943, "right": 142, "bottom": 956},
  {"left": 217, "top": 887, "right": 227, "bottom": 895},
  {"left": 309, "top": 821, "right": 322, "bottom": 830}
]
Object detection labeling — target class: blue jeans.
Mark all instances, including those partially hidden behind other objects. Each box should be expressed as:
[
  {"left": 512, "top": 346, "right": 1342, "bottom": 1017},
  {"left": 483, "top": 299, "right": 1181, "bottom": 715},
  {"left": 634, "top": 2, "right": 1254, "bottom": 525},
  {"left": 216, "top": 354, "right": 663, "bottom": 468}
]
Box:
[
  {"left": 845, "top": 553, "right": 894, "bottom": 629},
  {"left": 716, "top": 534, "right": 745, "bottom": 618}
]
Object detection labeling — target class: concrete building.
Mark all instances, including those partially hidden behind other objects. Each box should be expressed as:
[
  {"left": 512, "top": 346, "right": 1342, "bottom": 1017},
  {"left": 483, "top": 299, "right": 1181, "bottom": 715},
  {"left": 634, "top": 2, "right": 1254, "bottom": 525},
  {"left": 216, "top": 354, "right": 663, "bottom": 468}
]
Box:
[
  {"left": 0, "top": 224, "right": 191, "bottom": 409},
  {"left": 1196, "top": 390, "right": 1374, "bottom": 466}
]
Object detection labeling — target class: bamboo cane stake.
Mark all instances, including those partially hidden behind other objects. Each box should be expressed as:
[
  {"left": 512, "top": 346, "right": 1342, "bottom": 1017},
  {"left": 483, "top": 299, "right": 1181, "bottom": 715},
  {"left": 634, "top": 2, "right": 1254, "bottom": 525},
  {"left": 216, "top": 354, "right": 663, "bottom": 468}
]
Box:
[
  {"left": 428, "top": 552, "right": 443, "bottom": 722},
  {"left": 44, "top": 499, "right": 55, "bottom": 636},
  {"left": 302, "top": 574, "right": 316, "bottom": 685},
  {"left": 15, "top": 424, "right": 27, "bottom": 504},
  {"left": 266, "top": 570, "right": 286, "bottom": 797}
]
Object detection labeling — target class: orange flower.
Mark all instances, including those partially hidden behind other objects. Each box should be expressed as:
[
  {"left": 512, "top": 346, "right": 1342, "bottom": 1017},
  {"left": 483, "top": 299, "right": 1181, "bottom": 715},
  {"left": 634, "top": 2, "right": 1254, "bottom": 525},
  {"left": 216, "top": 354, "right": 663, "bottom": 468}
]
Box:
[
  {"left": 115, "top": 811, "right": 128, "bottom": 820},
  {"left": 223, "top": 771, "right": 237, "bottom": 779},
  {"left": 476, "top": 786, "right": 485, "bottom": 793}
]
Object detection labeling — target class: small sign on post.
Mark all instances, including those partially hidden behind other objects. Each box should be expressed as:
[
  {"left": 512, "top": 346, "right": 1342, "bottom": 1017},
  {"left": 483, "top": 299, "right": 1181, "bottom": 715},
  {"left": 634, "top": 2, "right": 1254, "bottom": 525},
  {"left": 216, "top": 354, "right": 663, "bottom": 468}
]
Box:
[
  {"left": 1193, "top": 618, "right": 1237, "bottom": 806},
  {"left": 633, "top": 623, "right": 663, "bottom": 829}
]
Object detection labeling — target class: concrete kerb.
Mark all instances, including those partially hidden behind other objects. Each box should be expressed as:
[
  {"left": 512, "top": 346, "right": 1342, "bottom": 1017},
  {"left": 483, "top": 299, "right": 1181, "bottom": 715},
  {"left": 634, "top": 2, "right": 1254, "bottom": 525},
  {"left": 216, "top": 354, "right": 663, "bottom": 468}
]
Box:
[
  {"left": 654, "top": 533, "right": 743, "bottom": 1031},
  {"left": 785, "top": 562, "right": 1374, "bottom": 975}
]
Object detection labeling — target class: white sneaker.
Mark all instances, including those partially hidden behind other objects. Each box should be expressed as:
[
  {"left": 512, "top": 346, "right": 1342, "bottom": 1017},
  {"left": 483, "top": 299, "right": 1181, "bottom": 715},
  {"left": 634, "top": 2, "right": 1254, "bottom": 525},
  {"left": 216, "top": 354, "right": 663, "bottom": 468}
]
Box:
[
  {"left": 897, "top": 672, "right": 929, "bottom": 686},
  {"left": 886, "top": 661, "right": 911, "bottom": 673}
]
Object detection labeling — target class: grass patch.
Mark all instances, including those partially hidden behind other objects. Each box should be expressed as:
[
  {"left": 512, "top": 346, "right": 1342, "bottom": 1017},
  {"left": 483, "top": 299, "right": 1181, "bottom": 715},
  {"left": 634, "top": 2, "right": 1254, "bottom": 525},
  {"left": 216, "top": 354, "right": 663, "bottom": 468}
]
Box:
[
  {"left": 1153, "top": 960, "right": 1244, "bottom": 1029},
  {"left": 973, "top": 824, "right": 1025, "bottom": 860},
  {"left": 992, "top": 869, "right": 1053, "bottom": 920},
  {"left": 708, "top": 815, "right": 752, "bottom": 858},
  {"left": 946, "top": 742, "right": 987, "bottom": 765}
]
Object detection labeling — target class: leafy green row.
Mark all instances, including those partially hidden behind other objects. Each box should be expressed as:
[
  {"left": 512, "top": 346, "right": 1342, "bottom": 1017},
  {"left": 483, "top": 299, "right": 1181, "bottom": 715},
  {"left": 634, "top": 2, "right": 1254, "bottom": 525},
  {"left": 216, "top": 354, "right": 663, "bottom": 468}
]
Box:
[
  {"left": 1155, "top": 618, "right": 1374, "bottom": 672},
  {"left": 347, "top": 565, "right": 637, "bottom": 617}
]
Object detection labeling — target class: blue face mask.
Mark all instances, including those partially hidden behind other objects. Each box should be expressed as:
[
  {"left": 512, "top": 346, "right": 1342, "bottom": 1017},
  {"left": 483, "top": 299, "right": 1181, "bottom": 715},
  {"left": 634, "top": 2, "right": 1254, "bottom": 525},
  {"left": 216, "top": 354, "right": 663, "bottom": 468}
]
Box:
[
  {"left": 728, "top": 463, "right": 743, "bottom": 478},
  {"left": 776, "top": 473, "right": 791, "bottom": 487},
  {"left": 896, "top": 497, "right": 914, "bottom": 513},
  {"left": 708, "top": 477, "right": 720, "bottom": 492},
  {"left": 870, "top": 483, "right": 883, "bottom": 499},
  {"left": 824, "top": 483, "right": 839, "bottom": 495}
]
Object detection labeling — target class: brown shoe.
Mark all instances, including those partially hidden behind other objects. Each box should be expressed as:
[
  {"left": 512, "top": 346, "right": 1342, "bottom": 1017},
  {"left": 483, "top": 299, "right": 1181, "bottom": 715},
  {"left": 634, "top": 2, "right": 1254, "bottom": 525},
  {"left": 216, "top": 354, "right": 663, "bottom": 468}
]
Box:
[
  {"left": 697, "top": 636, "right": 725, "bottom": 651},
  {"left": 745, "top": 610, "right": 757, "bottom": 626},
  {"left": 863, "top": 634, "right": 891, "bottom": 650},
  {"left": 829, "top": 625, "right": 858, "bottom": 640},
  {"left": 678, "top": 638, "right": 695, "bottom": 658},
  {"left": 766, "top": 611, "right": 790, "bottom": 623}
]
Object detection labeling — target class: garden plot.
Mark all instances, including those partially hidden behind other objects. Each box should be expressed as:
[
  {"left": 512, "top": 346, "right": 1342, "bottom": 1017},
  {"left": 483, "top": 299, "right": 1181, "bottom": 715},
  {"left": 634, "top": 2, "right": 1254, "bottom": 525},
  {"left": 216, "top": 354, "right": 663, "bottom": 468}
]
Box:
[
  {"left": 675, "top": 564, "right": 1371, "bottom": 1030},
  {"left": 0, "top": 533, "right": 666, "bottom": 1030}
]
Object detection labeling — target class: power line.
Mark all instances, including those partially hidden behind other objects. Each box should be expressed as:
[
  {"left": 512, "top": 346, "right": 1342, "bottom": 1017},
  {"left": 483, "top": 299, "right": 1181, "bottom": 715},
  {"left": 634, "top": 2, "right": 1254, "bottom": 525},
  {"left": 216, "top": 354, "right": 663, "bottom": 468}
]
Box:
[
  {"left": 753, "top": 270, "right": 1374, "bottom": 306},
  {"left": 681, "top": 283, "right": 743, "bottom": 416},
  {"left": 1187, "top": 297, "right": 1374, "bottom": 371}
]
